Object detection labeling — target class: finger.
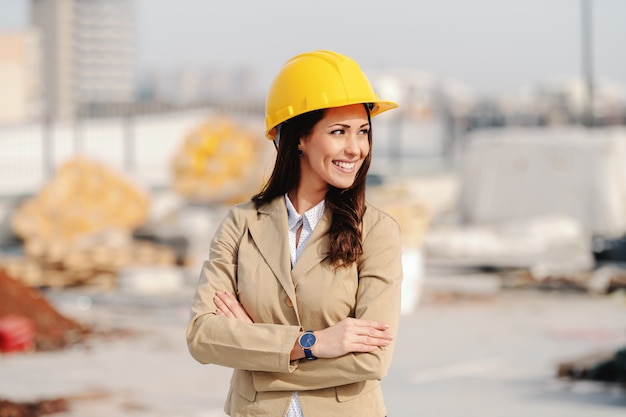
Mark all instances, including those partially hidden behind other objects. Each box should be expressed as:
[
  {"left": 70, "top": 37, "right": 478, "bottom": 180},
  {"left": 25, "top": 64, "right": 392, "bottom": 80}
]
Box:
[
  {"left": 215, "top": 291, "right": 235, "bottom": 306},
  {"left": 352, "top": 319, "right": 390, "bottom": 331},
  {"left": 217, "top": 292, "right": 244, "bottom": 312},
  {"left": 361, "top": 334, "right": 393, "bottom": 346},
  {"left": 215, "top": 292, "right": 253, "bottom": 323},
  {"left": 353, "top": 344, "right": 383, "bottom": 353},
  {"left": 232, "top": 305, "right": 254, "bottom": 324},
  {"left": 220, "top": 293, "right": 249, "bottom": 320},
  {"left": 362, "top": 328, "right": 394, "bottom": 340},
  {"left": 213, "top": 298, "right": 233, "bottom": 318},
  {"left": 345, "top": 327, "right": 393, "bottom": 350},
  {"left": 214, "top": 292, "right": 238, "bottom": 311},
  {"left": 348, "top": 335, "right": 393, "bottom": 353}
]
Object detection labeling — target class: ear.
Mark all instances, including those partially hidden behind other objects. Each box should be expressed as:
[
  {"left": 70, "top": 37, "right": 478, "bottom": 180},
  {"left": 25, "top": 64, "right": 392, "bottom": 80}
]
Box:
[{"left": 298, "top": 131, "right": 313, "bottom": 154}]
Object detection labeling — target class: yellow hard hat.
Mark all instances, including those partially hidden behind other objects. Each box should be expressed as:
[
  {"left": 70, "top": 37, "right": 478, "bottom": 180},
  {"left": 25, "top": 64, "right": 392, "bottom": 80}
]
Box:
[{"left": 265, "top": 50, "right": 398, "bottom": 140}]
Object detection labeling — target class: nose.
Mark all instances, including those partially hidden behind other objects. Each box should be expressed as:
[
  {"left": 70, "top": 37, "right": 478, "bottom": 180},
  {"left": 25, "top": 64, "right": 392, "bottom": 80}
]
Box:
[{"left": 345, "top": 133, "right": 362, "bottom": 156}]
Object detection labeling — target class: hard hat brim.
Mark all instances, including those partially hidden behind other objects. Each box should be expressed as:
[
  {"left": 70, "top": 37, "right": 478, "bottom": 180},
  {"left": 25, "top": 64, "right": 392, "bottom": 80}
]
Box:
[{"left": 265, "top": 100, "right": 399, "bottom": 140}]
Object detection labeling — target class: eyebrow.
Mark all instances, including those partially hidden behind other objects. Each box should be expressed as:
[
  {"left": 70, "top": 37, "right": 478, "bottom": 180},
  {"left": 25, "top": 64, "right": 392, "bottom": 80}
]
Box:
[{"left": 330, "top": 123, "right": 370, "bottom": 128}]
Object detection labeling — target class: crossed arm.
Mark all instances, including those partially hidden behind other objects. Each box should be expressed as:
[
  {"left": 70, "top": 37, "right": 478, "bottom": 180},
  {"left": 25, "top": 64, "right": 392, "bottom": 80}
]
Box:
[{"left": 213, "top": 291, "right": 393, "bottom": 361}]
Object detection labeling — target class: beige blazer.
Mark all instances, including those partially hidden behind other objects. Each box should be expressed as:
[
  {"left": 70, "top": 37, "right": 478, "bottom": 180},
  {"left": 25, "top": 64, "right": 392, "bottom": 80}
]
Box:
[{"left": 186, "top": 197, "right": 403, "bottom": 417}]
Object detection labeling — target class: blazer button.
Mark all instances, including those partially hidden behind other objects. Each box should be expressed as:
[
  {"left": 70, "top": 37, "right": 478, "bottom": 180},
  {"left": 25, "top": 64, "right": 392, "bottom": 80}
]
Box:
[{"left": 285, "top": 297, "right": 294, "bottom": 308}]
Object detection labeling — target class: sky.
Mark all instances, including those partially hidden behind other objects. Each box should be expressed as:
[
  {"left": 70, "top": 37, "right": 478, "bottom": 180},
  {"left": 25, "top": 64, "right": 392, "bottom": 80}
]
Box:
[{"left": 1, "top": 0, "right": 625, "bottom": 97}]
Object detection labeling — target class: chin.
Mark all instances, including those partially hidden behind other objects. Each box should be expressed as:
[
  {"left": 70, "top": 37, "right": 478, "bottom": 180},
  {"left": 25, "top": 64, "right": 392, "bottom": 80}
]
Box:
[{"left": 330, "top": 178, "right": 357, "bottom": 190}]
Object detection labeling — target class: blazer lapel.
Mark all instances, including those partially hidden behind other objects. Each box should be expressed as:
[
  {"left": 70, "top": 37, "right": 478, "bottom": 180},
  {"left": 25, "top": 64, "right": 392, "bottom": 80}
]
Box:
[
  {"left": 247, "top": 198, "right": 296, "bottom": 302},
  {"left": 291, "top": 208, "right": 331, "bottom": 287}
]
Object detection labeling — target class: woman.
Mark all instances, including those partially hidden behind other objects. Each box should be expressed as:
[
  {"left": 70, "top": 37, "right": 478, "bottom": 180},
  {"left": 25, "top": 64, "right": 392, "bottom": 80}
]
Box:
[{"left": 186, "top": 50, "right": 403, "bottom": 417}]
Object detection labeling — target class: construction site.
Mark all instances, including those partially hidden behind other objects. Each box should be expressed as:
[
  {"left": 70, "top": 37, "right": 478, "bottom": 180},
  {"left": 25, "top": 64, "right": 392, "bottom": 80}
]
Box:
[
  {"left": 0, "top": 107, "right": 625, "bottom": 416},
  {"left": 1, "top": 1, "right": 625, "bottom": 415}
]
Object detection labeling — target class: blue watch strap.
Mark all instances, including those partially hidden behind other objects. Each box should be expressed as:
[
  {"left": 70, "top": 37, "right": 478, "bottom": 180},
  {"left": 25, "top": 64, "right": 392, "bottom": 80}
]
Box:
[{"left": 303, "top": 348, "right": 316, "bottom": 360}]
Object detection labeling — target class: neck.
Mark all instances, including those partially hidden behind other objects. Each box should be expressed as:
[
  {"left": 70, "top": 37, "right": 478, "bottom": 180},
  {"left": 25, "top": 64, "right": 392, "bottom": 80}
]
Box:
[{"left": 288, "top": 188, "right": 325, "bottom": 214}]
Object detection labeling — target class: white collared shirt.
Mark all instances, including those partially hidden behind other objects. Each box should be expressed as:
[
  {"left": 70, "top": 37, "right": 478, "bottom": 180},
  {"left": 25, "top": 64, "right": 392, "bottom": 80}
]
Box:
[
  {"left": 284, "top": 193, "right": 325, "bottom": 417},
  {"left": 285, "top": 194, "right": 325, "bottom": 268}
]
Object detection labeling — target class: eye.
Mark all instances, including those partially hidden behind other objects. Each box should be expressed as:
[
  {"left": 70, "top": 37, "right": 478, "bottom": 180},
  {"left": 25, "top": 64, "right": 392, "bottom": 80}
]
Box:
[
  {"left": 330, "top": 128, "right": 345, "bottom": 135},
  {"left": 359, "top": 128, "right": 370, "bottom": 136}
]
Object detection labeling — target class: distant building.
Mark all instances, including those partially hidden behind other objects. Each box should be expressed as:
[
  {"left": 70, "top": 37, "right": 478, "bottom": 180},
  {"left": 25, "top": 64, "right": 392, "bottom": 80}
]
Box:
[
  {"left": 31, "top": 0, "right": 136, "bottom": 120},
  {"left": 0, "top": 29, "right": 41, "bottom": 125},
  {"left": 474, "top": 77, "right": 626, "bottom": 130}
]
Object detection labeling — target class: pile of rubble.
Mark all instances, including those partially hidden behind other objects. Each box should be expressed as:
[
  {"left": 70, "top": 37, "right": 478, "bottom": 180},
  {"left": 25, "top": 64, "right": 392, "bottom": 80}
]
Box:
[
  {"left": 171, "top": 117, "right": 273, "bottom": 204},
  {"left": 0, "top": 268, "right": 89, "bottom": 352},
  {"left": 12, "top": 158, "right": 149, "bottom": 243},
  {"left": 1, "top": 233, "right": 178, "bottom": 290},
  {"left": 1, "top": 157, "right": 179, "bottom": 290},
  {"left": 558, "top": 346, "right": 626, "bottom": 386},
  {"left": 0, "top": 397, "right": 68, "bottom": 417},
  {"left": 499, "top": 265, "right": 626, "bottom": 294}
]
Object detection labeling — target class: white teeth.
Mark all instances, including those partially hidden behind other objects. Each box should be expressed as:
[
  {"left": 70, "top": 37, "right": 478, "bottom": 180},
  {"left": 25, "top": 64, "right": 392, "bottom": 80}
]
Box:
[{"left": 334, "top": 161, "right": 356, "bottom": 170}]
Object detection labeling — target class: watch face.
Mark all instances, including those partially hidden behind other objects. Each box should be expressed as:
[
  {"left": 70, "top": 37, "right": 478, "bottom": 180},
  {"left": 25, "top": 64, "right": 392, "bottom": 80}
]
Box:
[{"left": 299, "top": 332, "right": 316, "bottom": 349}]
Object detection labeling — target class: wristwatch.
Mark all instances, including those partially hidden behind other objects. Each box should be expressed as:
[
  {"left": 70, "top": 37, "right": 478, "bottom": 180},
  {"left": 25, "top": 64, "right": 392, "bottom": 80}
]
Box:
[{"left": 298, "top": 330, "right": 317, "bottom": 360}]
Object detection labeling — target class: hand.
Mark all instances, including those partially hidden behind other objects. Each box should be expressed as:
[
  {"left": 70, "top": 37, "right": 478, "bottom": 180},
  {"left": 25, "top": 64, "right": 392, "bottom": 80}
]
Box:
[
  {"left": 213, "top": 292, "right": 254, "bottom": 324},
  {"left": 312, "top": 318, "right": 393, "bottom": 359}
]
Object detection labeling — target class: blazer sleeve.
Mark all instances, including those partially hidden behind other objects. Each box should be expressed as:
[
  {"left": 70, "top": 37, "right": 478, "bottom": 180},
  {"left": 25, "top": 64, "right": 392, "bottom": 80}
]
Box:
[
  {"left": 252, "top": 213, "right": 403, "bottom": 391},
  {"left": 186, "top": 205, "right": 301, "bottom": 372}
]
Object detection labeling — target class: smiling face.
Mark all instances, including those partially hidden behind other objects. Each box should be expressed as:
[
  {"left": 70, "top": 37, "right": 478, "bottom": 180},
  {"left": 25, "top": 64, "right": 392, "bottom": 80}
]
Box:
[{"left": 297, "top": 104, "right": 370, "bottom": 197}]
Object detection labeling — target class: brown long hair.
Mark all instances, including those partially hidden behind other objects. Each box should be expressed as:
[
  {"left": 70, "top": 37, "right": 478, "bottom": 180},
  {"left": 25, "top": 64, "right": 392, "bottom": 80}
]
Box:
[{"left": 252, "top": 105, "right": 373, "bottom": 267}]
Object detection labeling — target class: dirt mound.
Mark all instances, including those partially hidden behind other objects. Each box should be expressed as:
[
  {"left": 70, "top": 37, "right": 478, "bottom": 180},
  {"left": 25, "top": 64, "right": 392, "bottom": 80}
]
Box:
[
  {"left": 0, "top": 397, "right": 68, "bottom": 417},
  {"left": 0, "top": 269, "right": 89, "bottom": 351}
]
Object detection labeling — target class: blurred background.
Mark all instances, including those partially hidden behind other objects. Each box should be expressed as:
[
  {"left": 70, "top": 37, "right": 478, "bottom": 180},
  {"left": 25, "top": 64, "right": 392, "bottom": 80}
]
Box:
[{"left": 0, "top": 1, "right": 625, "bottom": 416}]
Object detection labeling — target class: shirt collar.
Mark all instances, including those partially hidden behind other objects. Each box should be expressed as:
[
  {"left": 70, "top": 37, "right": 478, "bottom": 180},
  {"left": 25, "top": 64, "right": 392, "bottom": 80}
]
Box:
[{"left": 285, "top": 194, "right": 325, "bottom": 232}]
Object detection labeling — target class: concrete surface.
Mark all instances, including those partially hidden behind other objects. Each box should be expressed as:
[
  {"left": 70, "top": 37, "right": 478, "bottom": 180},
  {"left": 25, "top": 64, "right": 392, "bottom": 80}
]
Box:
[{"left": 0, "top": 268, "right": 625, "bottom": 417}]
